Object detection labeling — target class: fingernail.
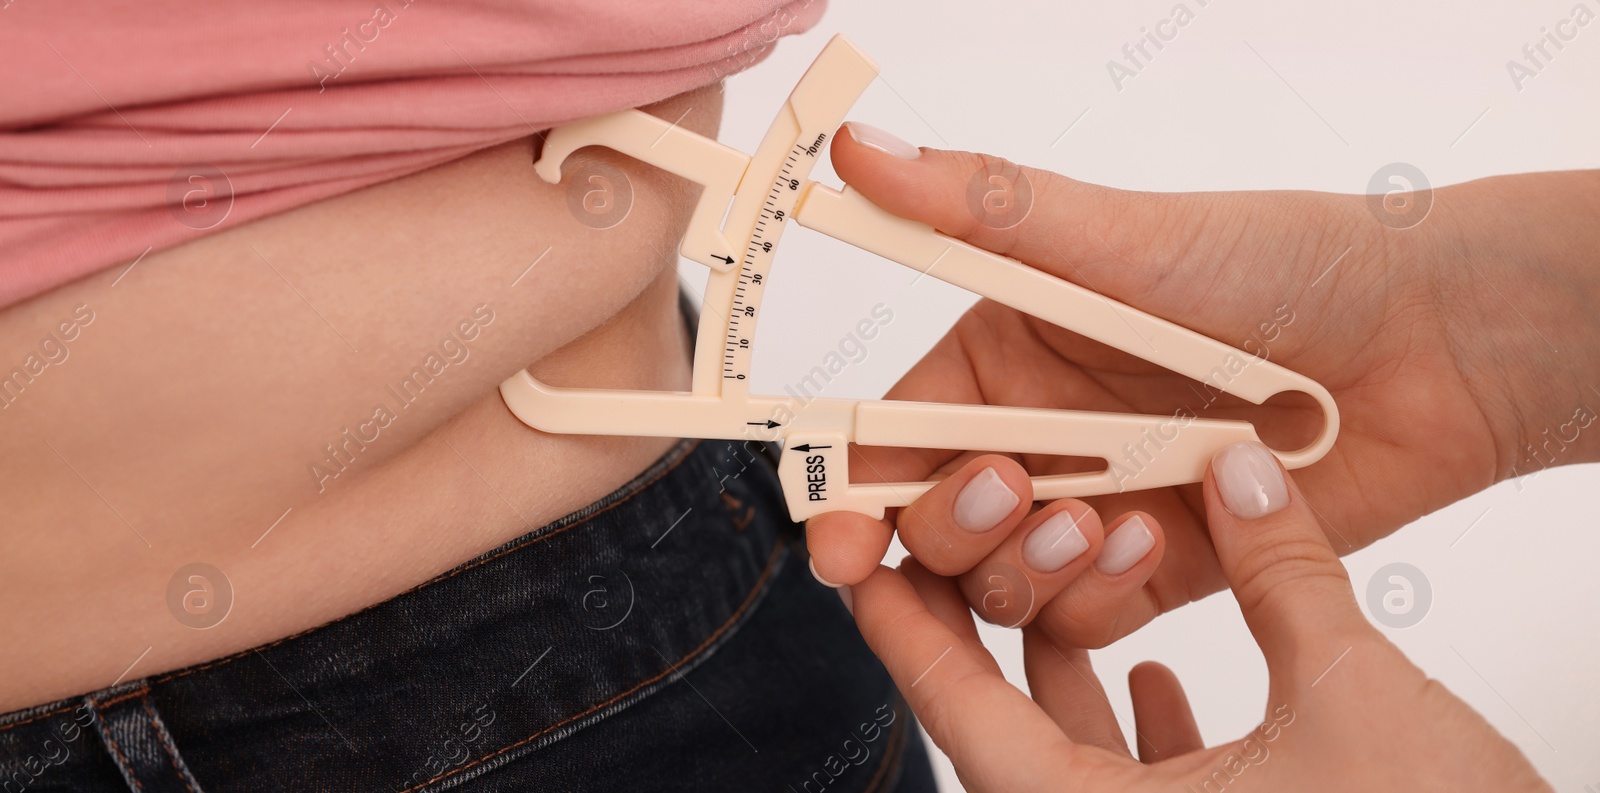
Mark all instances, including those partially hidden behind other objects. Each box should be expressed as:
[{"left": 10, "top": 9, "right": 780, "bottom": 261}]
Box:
[
  {"left": 1022, "top": 511, "right": 1089, "bottom": 573},
  {"left": 810, "top": 558, "right": 842, "bottom": 589},
  {"left": 1213, "top": 441, "right": 1289, "bottom": 519},
  {"left": 952, "top": 467, "right": 1019, "bottom": 532},
  {"left": 1096, "top": 516, "right": 1154, "bottom": 575},
  {"left": 845, "top": 121, "right": 921, "bottom": 160},
  {"left": 838, "top": 586, "right": 853, "bottom": 614}
]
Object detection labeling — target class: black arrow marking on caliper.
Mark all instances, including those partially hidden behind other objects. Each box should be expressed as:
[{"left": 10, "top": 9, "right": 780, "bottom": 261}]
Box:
[
  {"left": 791, "top": 444, "right": 832, "bottom": 452},
  {"left": 712, "top": 254, "right": 735, "bottom": 266},
  {"left": 746, "top": 420, "right": 780, "bottom": 428}
]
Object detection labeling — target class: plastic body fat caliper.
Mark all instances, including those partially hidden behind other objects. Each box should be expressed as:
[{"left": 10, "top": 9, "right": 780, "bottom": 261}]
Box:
[{"left": 499, "top": 35, "right": 1339, "bottom": 522}]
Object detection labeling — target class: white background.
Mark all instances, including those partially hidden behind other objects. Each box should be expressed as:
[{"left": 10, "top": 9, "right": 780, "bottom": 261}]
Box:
[{"left": 683, "top": 1, "right": 1600, "bottom": 789}]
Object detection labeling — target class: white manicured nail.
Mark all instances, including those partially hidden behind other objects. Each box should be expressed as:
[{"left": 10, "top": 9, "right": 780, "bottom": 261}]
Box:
[
  {"left": 1096, "top": 516, "right": 1154, "bottom": 575},
  {"left": 845, "top": 121, "right": 922, "bottom": 160},
  {"left": 1213, "top": 442, "right": 1289, "bottom": 519},
  {"left": 1022, "top": 511, "right": 1089, "bottom": 573},
  {"left": 810, "top": 558, "right": 842, "bottom": 589},
  {"left": 952, "top": 467, "right": 1019, "bottom": 532}
]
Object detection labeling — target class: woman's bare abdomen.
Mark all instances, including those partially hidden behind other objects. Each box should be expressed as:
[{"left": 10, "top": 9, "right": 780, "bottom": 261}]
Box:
[{"left": 0, "top": 86, "right": 723, "bottom": 711}]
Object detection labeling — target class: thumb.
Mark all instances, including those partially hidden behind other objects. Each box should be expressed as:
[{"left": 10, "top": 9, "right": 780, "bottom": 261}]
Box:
[
  {"left": 1203, "top": 441, "right": 1372, "bottom": 681},
  {"left": 830, "top": 121, "right": 1182, "bottom": 302}
]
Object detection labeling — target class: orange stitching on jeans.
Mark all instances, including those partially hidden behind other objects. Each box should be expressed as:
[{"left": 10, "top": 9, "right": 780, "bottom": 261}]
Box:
[
  {"left": 397, "top": 537, "right": 788, "bottom": 793},
  {"left": 0, "top": 702, "right": 78, "bottom": 734},
  {"left": 153, "top": 439, "right": 704, "bottom": 685},
  {"left": 91, "top": 695, "right": 146, "bottom": 793},
  {"left": 140, "top": 696, "right": 197, "bottom": 793},
  {"left": 97, "top": 688, "right": 149, "bottom": 709}
]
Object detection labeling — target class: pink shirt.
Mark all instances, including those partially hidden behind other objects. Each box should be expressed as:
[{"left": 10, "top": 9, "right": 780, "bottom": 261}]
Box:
[{"left": 0, "top": 0, "right": 824, "bottom": 307}]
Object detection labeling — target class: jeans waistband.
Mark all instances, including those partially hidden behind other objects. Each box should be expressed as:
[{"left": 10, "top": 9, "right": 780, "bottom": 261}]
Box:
[{"left": 0, "top": 437, "right": 799, "bottom": 792}]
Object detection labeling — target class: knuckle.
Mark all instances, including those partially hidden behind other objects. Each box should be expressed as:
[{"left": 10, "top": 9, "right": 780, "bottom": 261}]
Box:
[
  {"left": 913, "top": 666, "right": 988, "bottom": 746},
  {"left": 941, "top": 151, "right": 993, "bottom": 234},
  {"left": 1146, "top": 567, "right": 1204, "bottom": 617},
  {"left": 960, "top": 566, "right": 1037, "bottom": 627},
  {"left": 1035, "top": 590, "right": 1119, "bottom": 649},
  {"left": 1230, "top": 534, "right": 1350, "bottom": 616}
]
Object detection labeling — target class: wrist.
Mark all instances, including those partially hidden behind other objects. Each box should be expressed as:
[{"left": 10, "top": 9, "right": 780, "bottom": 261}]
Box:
[{"left": 1431, "top": 170, "right": 1600, "bottom": 481}]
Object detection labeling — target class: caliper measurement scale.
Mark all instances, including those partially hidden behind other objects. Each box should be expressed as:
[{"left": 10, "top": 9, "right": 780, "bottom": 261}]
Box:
[
  {"left": 502, "top": 35, "right": 1340, "bottom": 521},
  {"left": 719, "top": 137, "right": 815, "bottom": 392},
  {"left": 691, "top": 49, "right": 858, "bottom": 402}
]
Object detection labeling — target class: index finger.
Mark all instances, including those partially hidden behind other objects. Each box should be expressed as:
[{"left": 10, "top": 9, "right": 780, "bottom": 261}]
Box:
[{"left": 830, "top": 121, "right": 1169, "bottom": 300}]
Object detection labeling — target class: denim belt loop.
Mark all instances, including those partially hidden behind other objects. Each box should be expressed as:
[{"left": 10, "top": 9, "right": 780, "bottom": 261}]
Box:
[{"left": 87, "top": 682, "right": 205, "bottom": 793}]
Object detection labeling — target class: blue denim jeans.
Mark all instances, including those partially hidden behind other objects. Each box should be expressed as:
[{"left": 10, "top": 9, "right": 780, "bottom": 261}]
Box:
[{"left": 0, "top": 439, "right": 935, "bottom": 792}]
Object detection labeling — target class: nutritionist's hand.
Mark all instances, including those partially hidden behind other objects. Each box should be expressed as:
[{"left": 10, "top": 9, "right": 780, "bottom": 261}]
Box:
[
  {"left": 842, "top": 442, "right": 1551, "bottom": 792},
  {"left": 808, "top": 121, "right": 1600, "bottom": 647}
]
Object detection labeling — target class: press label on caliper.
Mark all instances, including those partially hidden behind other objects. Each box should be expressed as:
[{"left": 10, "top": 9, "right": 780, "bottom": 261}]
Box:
[
  {"left": 779, "top": 433, "right": 859, "bottom": 520},
  {"left": 805, "top": 453, "right": 828, "bottom": 500}
]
